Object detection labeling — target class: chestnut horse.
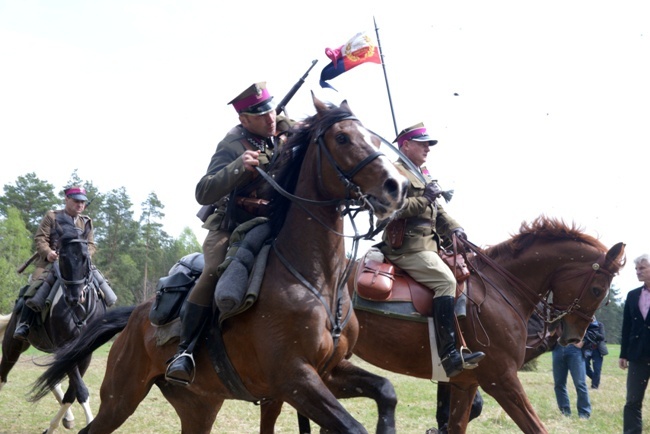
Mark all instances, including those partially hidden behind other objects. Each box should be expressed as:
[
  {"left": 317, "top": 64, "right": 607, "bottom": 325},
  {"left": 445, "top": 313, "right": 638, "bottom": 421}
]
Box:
[
  {"left": 347, "top": 217, "right": 625, "bottom": 433},
  {"left": 2, "top": 218, "right": 108, "bottom": 433},
  {"left": 31, "top": 94, "right": 408, "bottom": 433}
]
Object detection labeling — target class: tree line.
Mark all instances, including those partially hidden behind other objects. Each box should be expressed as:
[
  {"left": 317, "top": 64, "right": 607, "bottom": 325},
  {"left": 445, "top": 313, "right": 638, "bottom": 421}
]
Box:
[{"left": 0, "top": 171, "right": 201, "bottom": 313}]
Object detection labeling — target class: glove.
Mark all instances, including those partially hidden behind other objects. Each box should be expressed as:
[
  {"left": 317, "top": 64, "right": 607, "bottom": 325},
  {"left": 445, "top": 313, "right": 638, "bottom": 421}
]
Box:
[
  {"left": 453, "top": 228, "right": 467, "bottom": 240},
  {"left": 423, "top": 182, "right": 442, "bottom": 203}
]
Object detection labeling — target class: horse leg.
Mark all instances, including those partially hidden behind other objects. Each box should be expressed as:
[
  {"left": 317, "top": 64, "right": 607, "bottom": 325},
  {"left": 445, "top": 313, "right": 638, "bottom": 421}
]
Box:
[
  {"left": 156, "top": 379, "right": 223, "bottom": 434},
  {"left": 43, "top": 363, "right": 92, "bottom": 434},
  {"left": 260, "top": 399, "right": 285, "bottom": 434},
  {"left": 322, "top": 359, "right": 397, "bottom": 434},
  {"left": 0, "top": 314, "right": 30, "bottom": 391},
  {"left": 52, "top": 383, "right": 76, "bottom": 429},
  {"left": 479, "top": 373, "right": 548, "bottom": 433},
  {"left": 78, "top": 333, "right": 158, "bottom": 434},
  {"left": 275, "top": 363, "right": 369, "bottom": 434},
  {"left": 446, "top": 382, "right": 477, "bottom": 434}
]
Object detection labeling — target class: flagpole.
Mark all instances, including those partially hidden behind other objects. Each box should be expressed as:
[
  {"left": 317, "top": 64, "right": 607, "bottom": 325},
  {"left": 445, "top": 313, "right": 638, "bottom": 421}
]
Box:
[{"left": 374, "top": 16, "right": 398, "bottom": 137}]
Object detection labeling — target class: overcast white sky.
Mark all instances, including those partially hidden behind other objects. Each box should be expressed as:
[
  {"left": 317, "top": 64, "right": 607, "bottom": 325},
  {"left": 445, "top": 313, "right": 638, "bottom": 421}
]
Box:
[{"left": 1, "top": 1, "right": 648, "bottom": 297}]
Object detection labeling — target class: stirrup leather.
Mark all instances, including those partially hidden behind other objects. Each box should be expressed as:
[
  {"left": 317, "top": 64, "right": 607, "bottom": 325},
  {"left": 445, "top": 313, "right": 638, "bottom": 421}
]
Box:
[{"left": 165, "top": 351, "right": 196, "bottom": 385}]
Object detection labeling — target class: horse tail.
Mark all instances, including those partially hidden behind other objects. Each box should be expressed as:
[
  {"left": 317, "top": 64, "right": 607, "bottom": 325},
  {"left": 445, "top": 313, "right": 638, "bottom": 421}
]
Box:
[{"left": 29, "top": 305, "right": 136, "bottom": 402}]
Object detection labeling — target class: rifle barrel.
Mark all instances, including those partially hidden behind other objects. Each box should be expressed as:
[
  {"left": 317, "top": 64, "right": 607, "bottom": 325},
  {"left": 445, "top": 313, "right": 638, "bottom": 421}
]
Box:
[{"left": 276, "top": 59, "right": 318, "bottom": 115}]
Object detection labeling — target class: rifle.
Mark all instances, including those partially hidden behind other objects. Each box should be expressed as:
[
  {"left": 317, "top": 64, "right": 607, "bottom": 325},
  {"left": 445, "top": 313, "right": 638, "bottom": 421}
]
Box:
[
  {"left": 275, "top": 59, "right": 318, "bottom": 116},
  {"left": 17, "top": 252, "right": 38, "bottom": 274}
]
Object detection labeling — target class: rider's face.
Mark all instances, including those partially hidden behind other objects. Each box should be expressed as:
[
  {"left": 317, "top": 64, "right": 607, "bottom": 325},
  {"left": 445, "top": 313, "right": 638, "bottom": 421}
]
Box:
[
  {"left": 240, "top": 111, "right": 277, "bottom": 138},
  {"left": 65, "top": 197, "right": 87, "bottom": 217},
  {"left": 400, "top": 140, "right": 431, "bottom": 168}
]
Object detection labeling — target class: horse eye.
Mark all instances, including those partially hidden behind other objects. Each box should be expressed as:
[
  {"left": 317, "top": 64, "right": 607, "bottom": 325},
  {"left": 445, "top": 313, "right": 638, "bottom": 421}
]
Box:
[
  {"left": 335, "top": 133, "right": 348, "bottom": 145},
  {"left": 592, "top": 287, "right": 602, "bottom": 297}
]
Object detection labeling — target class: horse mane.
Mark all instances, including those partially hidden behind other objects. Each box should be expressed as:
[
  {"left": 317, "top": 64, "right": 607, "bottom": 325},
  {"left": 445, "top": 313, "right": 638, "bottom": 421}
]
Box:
[
  {"left": 484, "top": 215, "right": 607, "bottom": 260},
  {"left": 267, "top": 100, "right": 354, "bottom": 235}
]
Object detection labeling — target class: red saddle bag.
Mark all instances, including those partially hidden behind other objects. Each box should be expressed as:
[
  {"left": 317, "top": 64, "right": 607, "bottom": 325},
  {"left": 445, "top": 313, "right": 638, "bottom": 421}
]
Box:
[{"left": 356, "top": 258, "right": 395, "bottom": 301}]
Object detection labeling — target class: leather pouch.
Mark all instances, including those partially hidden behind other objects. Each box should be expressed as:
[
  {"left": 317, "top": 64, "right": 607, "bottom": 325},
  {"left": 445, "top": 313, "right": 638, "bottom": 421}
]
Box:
[{"left": 385, "top": 218, "right": 407, "bottom": 249}]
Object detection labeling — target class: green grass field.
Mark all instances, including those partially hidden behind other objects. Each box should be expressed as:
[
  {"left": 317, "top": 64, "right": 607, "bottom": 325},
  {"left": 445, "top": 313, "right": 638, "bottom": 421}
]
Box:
[{"left": 0, "top": 343, "right": 646, "bottom": 433}]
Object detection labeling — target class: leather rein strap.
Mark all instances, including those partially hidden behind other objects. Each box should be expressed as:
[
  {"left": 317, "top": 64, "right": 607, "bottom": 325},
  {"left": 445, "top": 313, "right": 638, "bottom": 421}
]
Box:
[{"left": 457, "top": 237, "right": 610, "bottom": 325}]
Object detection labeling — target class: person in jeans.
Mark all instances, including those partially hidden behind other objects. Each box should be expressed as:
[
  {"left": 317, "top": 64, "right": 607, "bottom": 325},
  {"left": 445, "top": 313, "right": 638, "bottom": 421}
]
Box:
[
  {"left": 552, "top": 341, "right": 591, "bottom": 419},
  {"left": 620, "top": 253, "right": 650, "bottom": 433}
]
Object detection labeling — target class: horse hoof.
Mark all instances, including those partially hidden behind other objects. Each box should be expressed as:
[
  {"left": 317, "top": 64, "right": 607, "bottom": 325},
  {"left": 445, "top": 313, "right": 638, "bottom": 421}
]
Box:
[{"left": 63, "top": 418, "right": 75, "bottom": 429}]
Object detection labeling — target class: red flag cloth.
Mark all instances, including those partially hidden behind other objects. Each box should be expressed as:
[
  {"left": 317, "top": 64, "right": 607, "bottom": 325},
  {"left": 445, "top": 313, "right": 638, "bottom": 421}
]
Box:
[{"left": 320, "top": 31, "right": 381, "bottom": 90}]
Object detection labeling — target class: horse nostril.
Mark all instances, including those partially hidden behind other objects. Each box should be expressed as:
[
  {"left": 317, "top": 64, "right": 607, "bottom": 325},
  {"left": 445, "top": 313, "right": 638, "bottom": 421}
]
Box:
[{"left": 384, "top": 178, "right": 399, "bottom": 198}]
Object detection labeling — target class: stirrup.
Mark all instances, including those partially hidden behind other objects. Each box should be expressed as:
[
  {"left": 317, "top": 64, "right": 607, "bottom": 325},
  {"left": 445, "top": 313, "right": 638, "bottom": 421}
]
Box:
[
  {"left": 460, "top": 346, "right": 484, "bottom": 370},
  {"left": 165, "top": 352, "right": 196, "bottom": 386}
]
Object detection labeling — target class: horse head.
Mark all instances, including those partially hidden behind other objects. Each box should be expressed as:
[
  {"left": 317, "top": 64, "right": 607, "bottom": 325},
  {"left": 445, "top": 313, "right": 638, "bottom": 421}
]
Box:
[
  {"left": 551, "top": 240, "right": 625, "bottom": 345},
  {"left": 480, "top": 217, "right": 626, "bottom": 348},
  {"left": 57, "top": 221, "right": 92, "bottom": 308},
  {"left": 302, "top": 93, "right": 408, "bottom": 220}
]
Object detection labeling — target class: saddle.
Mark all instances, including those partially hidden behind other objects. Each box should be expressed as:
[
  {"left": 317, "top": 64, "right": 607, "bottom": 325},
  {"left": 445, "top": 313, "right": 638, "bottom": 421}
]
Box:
[{"left": 354, "top": 248, "right": 471, "bottom": 318}]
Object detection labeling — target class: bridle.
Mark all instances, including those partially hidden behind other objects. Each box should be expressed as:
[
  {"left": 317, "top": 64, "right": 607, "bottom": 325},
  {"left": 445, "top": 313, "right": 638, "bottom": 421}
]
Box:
[
  {"left": 256, "top": 112, "right": 386, "bottom": 364},
  {"left": 457, "top": 237, "right": 614, "bottom": 326},
  {"left": 55, "top": 237, "right": 94, "bottom": 325}
]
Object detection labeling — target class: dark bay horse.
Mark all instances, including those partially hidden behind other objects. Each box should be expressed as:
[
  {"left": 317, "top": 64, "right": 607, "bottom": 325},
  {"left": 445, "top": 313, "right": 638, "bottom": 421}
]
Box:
[
  {"left": 1, "top": 219, "right": 108, "bottom": 433},
  {"left": 348, "top": 217, "right": 625, "bottom": 433},
  {"left": 32, "top": 94, "right": 408, "bottom": 433}
]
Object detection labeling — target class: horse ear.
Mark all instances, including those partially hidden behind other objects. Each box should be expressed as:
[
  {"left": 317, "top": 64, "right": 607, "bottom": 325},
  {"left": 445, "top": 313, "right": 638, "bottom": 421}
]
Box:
[
  {"left": 311, "top": 90, "right": 328, "bottom": 116},
  {"left": 605, "top": 242, "right": 626, "bottom": 273},
  {"left": 340, "top": 99, "right": 353, "bottom": 114}
]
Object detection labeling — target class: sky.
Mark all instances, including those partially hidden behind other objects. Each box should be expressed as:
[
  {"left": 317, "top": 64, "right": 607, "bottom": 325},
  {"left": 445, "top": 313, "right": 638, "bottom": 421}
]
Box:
[{"left": 1, "top": 1, "right": 648, "bottom": 297}]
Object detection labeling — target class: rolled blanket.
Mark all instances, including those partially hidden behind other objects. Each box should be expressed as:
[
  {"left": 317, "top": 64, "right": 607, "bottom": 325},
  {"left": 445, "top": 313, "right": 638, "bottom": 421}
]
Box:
[{"left": 215, "top": 219, "right": 271, "bottom": 315}]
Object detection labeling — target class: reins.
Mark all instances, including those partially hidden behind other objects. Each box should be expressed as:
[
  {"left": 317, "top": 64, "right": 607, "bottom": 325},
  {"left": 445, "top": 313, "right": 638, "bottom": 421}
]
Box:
[
  {"left": 259, "top": 112, "right": 386, "bottom": 366},
  {"left": 457, "top": 236, "right": 611, "bottom": 328}
]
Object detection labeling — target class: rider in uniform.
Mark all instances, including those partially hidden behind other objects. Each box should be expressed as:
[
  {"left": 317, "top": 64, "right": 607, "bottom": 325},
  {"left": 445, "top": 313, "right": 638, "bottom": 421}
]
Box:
[
  {"left": 380, "top": 123, "right": 485, "bottom": 378},
  {"left": 13, "top": 186, "right": 97, "bottom": 340},
  {"left": 165, "top": 82, "right": 291, "bottom": 385}
]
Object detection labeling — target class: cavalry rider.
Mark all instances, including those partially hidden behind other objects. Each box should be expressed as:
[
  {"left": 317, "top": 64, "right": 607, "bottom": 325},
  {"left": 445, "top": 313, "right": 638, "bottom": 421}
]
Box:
[
  {"left": 166, "top": 82, "right": 293, "bottom": 386},
  {"left": 14, "top": 186, "right": 97, "bottom": 340},
  {"left": 380, "top": 123, "right": 485, "bottom": 378}
]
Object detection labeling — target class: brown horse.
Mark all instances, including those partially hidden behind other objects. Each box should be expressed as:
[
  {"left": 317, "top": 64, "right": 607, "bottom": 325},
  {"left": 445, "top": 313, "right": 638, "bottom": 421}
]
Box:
[
  {"left": 31, "top": 94, "right": 408, "bottom": 433},
  {"left": 2, "top": 219, "right": 108, "bottom": 433},
  {"left": 347, "top": 217, "right": 625, "bottom": 433}
]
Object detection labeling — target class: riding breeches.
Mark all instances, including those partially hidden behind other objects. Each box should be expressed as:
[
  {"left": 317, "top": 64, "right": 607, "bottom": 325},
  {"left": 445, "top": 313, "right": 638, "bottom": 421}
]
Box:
[
  {"left": 385, "top": 249, "right": 456, "bottom": 298},
  {"left": 187, "top": 229, "right": 231, "bottom": 306}
]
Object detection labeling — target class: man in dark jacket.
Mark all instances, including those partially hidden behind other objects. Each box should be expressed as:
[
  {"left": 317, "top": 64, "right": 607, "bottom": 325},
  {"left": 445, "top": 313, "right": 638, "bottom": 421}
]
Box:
[
  {"left": 583, "top": 317, "right": 607, "bottom": 389},
  {"left": 620, "top": 253, "right": 650, "bottom": 433}
]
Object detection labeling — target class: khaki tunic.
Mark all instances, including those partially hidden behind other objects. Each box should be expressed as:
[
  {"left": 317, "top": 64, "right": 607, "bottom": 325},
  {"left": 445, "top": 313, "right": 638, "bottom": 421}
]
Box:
[
  {"left": 190, "top": 124, "right": 276, "bottom": 306},
  {"left": 380, "top": 161, "right": 461, "bottom": 297}
]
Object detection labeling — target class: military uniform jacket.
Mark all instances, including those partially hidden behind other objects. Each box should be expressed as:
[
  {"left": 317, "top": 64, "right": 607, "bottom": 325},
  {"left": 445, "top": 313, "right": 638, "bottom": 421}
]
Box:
[
  {"left": 33, "top": 209, "right": 96, "bottom": 269},
  {"left": 381, "top": 160, "right": 461, "bottom": 255},
  {"left": 197, "top": 125, "right": 274, "bottom": 231},
  {"left": 620, "top": 286, "right": 650, "bottom": 362}
]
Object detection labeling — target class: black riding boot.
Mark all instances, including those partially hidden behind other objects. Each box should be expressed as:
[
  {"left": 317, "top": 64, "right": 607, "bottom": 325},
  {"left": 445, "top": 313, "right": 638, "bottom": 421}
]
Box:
[
  {"left": 13, "top": 305, "right": 36, "bottom": 341},
  {"left": 165, "top": 302, "right": 211, "bottom": 386},
  {"left": 433, "top": 296, "right": 485, "bottom": 378}
]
